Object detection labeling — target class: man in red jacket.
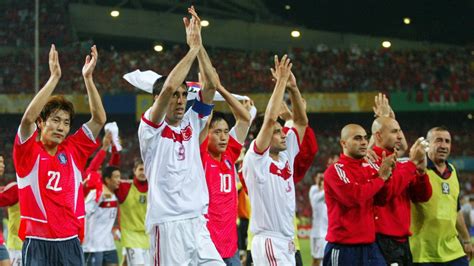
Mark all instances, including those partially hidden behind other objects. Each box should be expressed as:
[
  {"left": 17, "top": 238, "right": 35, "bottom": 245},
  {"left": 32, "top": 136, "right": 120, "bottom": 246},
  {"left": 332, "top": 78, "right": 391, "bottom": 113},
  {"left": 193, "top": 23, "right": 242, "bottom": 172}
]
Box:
[
  {"left": 372, "top": 117, "right": 431, "bottom": 265},
  {"left": 323, "top": 124, "right": 395, "bottom": 266}
]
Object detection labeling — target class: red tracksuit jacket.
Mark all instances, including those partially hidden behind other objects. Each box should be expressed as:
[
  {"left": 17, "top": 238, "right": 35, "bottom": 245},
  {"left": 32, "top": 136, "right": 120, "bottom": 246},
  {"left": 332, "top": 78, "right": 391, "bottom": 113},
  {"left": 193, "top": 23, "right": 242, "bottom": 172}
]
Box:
[
  {"left": 324, "top": 154, "right": 385, "bottom": 244},
  {"left": 373, "top": 146, "right": 432, "bottom": 240}
]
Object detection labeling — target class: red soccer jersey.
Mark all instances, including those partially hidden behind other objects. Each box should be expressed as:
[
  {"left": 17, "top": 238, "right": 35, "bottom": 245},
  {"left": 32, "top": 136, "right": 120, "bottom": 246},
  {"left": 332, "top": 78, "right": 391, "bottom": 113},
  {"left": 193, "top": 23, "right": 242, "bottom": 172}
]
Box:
[
  {"left": 0, "top": 182, "right": 19, "bottom": 244},
  {"left": 200, "top": 133, "right": 242, "bottom": 258},
  {"left": 13, "top": 125, "right": 99, "bottom": 240}
]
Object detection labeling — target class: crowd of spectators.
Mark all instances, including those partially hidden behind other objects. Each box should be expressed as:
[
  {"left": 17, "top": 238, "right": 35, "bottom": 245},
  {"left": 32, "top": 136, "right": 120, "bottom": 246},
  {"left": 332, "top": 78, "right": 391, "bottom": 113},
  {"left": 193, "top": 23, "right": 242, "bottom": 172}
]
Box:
[
  {"left": 0, "top": 0, "right": 72, "bottom": 47},
  {"left": 0, "top": 44, "right": 473, "bottom": 99}
]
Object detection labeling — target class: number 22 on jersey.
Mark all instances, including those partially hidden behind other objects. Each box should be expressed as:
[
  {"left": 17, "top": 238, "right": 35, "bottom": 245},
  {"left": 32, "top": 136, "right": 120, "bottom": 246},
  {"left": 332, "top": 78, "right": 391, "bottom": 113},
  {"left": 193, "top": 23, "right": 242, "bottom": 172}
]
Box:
[{"left": 46, "top": 171, "right": 62, "bottom": 191}]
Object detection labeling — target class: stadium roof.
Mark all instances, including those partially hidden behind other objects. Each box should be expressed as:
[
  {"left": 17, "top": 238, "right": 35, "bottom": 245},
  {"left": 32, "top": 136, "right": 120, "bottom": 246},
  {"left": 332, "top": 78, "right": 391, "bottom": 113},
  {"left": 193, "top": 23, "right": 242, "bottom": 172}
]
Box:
[{"left": 79, "top": 0, "right": 473, "bottom": 45}]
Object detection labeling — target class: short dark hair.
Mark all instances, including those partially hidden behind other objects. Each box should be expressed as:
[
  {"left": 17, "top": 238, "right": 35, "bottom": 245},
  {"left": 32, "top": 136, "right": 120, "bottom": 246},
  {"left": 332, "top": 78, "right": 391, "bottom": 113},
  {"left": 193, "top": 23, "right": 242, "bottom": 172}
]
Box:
[
  {"left": 209, "top": 112, "right": 229, "bottom": 129},
  {"left": 39, "top": 95, "right": 75, "bottom": 123},
  {"left": 426, "top": 126, "right": 450, "bottom": 141},
  {"left": 133, "top": 159, "right": 143, "bottom": 171},
  {"left": 152, "top": 76, "right": 187, "bottom": 97},
  {"left": 253, "top": 114, "right": 285, "bottom": 135},
  {"left": 102, "top": 166, "right": 120, "bottom": 183}
]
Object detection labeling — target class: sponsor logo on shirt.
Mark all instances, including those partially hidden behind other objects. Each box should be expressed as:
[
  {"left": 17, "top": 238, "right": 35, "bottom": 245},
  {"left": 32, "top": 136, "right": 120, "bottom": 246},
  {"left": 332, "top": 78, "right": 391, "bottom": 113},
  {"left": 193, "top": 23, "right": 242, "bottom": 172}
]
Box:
[{"left": 57, "top": 153, "right": 68, "bottom": 165}]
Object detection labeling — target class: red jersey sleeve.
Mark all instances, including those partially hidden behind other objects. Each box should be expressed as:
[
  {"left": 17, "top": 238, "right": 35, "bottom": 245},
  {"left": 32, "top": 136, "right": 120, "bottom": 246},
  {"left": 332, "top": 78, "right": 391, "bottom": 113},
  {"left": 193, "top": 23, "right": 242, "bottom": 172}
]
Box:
[
  {"left": 408, "top": 173, "right": 432, "bottom": 202},
  {"left": 109, "top": 145, "right": 121, "bottom": 167},
  {"left": 86, "top": 149, "right": 106, "bottom": 173},
  {"left": 324, "top": 164, "right": 385, "bottom": 208},
  {"left": 115, "top": 181, "right": 132, "bottom": 203},
  {"left": 227, "top": 135, "right": 243, "bottom": 163},
  {"left": 66, "top": 125, "right": 101, "bottom": 170},
  {"left": 0, "top": 182, "right": 19, "bottom": 207},
  {"left": 293, "top": 126, "right": 318, "bottom": 184},
  {"left": 374, "top": 161, "right": 417, "bottom": 205},
  {"left": 13, "top": 129, "right": 40, "bottom": 178}
]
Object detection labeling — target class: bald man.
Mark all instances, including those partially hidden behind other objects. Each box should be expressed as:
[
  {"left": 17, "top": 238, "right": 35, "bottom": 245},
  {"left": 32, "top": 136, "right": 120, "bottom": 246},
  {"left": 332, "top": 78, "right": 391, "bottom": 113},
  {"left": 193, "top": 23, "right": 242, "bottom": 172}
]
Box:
[
  {"left": 323, "top": 124, "right": 395, "bottom": 266},
  {"left": 371, "top": 117, "right": 432, "bottom": 266}
]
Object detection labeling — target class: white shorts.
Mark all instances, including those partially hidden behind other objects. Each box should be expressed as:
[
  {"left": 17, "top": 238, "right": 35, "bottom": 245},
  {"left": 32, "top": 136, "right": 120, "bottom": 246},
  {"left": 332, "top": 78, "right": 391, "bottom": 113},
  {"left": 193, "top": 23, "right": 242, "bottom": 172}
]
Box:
[
  {"left": 251, "top": 235, "right": 295, "bottom": 266},
  {"left": 8, "top": 250, "right": 22, "bottom": 266},
  {"left": 149, "top": 216, "right": 225, "bottom": 266},
  {"left": 125, "top": 247, "right": 150, "bottom": 266},
  {"left": 310, "top": 237, "right": 327, "bottom": 259}
]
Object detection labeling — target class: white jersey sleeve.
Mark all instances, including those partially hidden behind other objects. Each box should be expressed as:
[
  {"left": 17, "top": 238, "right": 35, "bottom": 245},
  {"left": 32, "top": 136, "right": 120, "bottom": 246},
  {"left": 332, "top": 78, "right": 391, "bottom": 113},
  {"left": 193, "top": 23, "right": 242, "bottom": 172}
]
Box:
[
  {"left": 138, "top": 108, "right": 167, "bottom": 162},
  {"left": 243, "top": 140, "right": 271, "bottom": 184},
  {"left": 284, "top": 127, "right": 301, "bottom": 163},
  {"left": 85, "top": 190, "right": 99, "bottom": 216}
]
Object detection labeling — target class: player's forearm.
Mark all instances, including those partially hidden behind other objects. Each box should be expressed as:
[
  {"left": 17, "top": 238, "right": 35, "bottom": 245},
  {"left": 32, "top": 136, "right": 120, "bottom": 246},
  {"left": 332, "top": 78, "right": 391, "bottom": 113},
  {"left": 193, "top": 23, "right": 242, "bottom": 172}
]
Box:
[
  {"left": 264, "top": 79, "right": 287, "bottom": 123},
  {"left": 21, "top": 76, "right": 60, "bottom": 125},
  {"left": 197, "top": 47, "right": 218, "bottom": 103},
  {"left": 84, "top": 77, "right": 107, "bottom": 137},
  {"left": 287, "top": 86, "right": 308, "bottom": 127},
  {"left": 218, "top": 85, "right": 250, "bottom": 124},
  {"left": 457, "top": 212, "right": 471, "bottom": 241}
]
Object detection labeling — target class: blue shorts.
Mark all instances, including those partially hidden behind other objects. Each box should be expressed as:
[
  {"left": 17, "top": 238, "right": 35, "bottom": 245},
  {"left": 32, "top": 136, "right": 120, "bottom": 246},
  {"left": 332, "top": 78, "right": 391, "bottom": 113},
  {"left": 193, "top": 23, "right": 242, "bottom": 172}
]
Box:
[
  {"left": 0, "top": 244, "right": 9, "bottom": 261},
  {"left": 223, "top": 250, "right": 241, "bottom": 266},
  {"left": 323, "top": 242, "right": 386, "bottom": 266},
  {"left": 84, "top": 250, "right": 119, "bottom": 266},
  {"left": 22, "top": 237, "right": 84, "bottom": 266}
]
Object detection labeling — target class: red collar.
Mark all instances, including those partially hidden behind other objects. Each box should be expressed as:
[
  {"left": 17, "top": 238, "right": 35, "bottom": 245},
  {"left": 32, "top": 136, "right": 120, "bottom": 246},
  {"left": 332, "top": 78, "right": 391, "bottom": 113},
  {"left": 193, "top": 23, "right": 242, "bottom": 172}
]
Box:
[
  {"left": 133, "top": 177, "right": 148, "bottom": 193},
  {"left": 372, "top": 146, "right": 394, "bottom": 157},
  {"left": 338, "top": 153, "right": 366, "bottom": 165}
]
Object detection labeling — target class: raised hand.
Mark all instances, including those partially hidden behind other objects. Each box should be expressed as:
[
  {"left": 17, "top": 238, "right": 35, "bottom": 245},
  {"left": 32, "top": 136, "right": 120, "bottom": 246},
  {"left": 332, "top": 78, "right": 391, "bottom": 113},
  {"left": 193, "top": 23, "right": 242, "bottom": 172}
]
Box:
[
  {"left": 101, "top": 132, "right": 112, "bottom": 151},
  {"left": 49, "top": 44, "right": 61, "bottom": 79},
  {"left": 183, "top": 6, "right": 202, "bottom": 49},
  {"left": 271, "top": 54, "right": 292, "bottom": 83},
  {"left": 373, "top": 93, "right": 395, "bottom": 118},
  {"left": 270, "top": 68, "right": 297, "bottom": 89},
  {"left": 409, "top": 137, "right": 428, "bottom": 173},
  {"left": 82, "top": 45, "right": 98, "bottom": 78},
  {"left": 378, "top": 151, "right": 396, "bottom": 181}
]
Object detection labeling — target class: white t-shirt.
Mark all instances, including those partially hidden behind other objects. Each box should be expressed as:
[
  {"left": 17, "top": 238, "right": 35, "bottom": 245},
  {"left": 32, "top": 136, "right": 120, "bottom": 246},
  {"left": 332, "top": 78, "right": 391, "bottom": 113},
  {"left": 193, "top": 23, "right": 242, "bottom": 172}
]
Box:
[
  {"left": 309, "top": 185, "right": 328, "bottom": 238},
  {"left": 243, "top": 128, "right": 300, "bottom": 239},
  {"left": 138, "top": 107, "right": 209, "bottom": 231},
  {"left": 83, "top": 190, "right": 118, "bottom": 252}
]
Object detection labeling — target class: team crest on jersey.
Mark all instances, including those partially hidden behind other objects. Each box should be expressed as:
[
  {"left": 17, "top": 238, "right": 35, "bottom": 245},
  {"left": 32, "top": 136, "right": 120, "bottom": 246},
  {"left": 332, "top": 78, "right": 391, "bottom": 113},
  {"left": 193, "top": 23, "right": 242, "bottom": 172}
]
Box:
[
  {"left": 139, "top": 195, "right": 147, "bottom": 204},
  {"left": 441, "top": 182, "right": 450, "bottom": 194},
  {"left": 181, "top": 124, "right": 192, "bottom": 141},
  {"left": 57, "top": 153, "right": 68, "bottom": 165}
]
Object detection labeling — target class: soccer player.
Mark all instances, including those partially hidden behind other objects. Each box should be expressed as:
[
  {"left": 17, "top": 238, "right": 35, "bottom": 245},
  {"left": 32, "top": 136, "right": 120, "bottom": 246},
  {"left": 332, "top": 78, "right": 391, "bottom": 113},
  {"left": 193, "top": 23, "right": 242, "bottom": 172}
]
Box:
[
  {"left": 0, "top": 155, "right": 15, "bottom": 266},
  {"left": 371, "top": 115, "right": 431, "bottom": 265},
  {"left": 309, "top": 173, "right": 327, "bottom": 266},
  {"left": 410, "top": 127, "right": 473, "bottom": 265},
  {"left": 323, "top": 124, "right": 395, "bottom": 266},
  {"left": 13, "top": 44, "right": 106, "bottom": 265},
  {"left": 115, "top": 160, "right": 149, "bottom": 266},
  {"left": 137, "top": 6, "right": 224, "bottom": 265},
  {"left": 242, "top": 54, "right": 307, "bottom": 265},
  {"left": 200, "top": 76, "right": 251, "bottom": 264},
  {"left": 83, "top": 166, "right": 121, "bottom": 266}
]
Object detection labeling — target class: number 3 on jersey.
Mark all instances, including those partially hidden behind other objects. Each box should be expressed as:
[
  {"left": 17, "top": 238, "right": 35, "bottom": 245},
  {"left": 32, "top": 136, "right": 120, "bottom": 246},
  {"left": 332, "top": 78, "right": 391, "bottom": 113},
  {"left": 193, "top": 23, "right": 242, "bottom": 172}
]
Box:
[
  {"left": 46, "top": 171, "right": 62, "bottom": 191},
  {"left": 220, "top": 174, "right": 232, "bottom": 193}
]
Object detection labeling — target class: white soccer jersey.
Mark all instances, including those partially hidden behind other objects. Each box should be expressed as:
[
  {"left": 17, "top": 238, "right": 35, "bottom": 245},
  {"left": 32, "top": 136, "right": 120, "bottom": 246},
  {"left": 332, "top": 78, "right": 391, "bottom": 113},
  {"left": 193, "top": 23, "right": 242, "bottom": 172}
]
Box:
[
  {"left": 243, "top": 128, "right": 300, "bottom": 239},
  {"left": 83, "top": 190, "right": 118, "bottom": 252},
  {"left": 309, "top": 185, "right": 328, "bottom": 238},
  {"left": 138, "top": 107, "right": 209, "bottom": 231}
]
